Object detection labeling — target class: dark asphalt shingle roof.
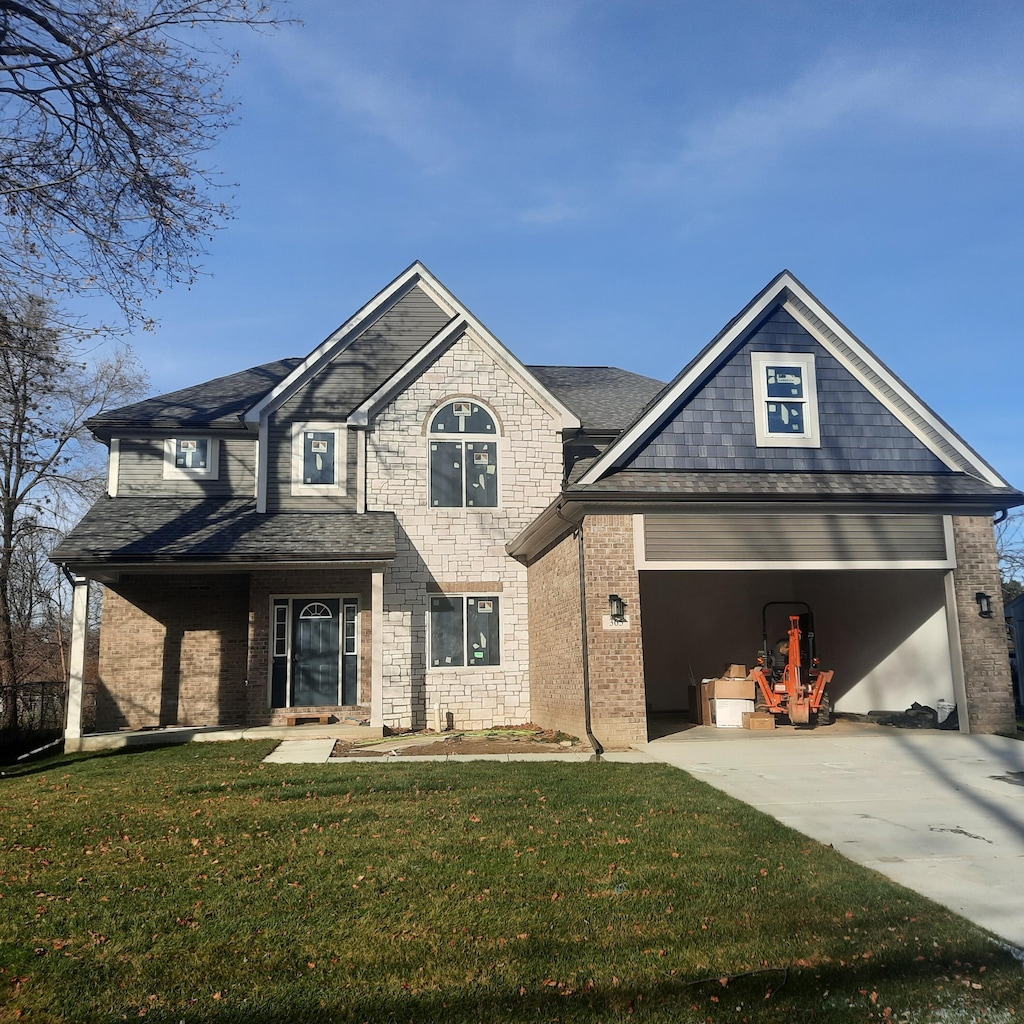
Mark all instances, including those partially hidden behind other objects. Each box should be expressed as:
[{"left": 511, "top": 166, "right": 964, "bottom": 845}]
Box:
[
  {"left": 566, "top": 470, "right": 1024, "bottom": 505},
  {"left": 527, "top": 365, "right": 665, "bottom": 433},
  {"left": 87, "top": 359, "right": 303, "bottom": 431},
  {"left": 51, "top": 499, "right": 397, "bottom": 565},
  {"left": 88, "top": 358, "right": 665, "bottom": 436}
]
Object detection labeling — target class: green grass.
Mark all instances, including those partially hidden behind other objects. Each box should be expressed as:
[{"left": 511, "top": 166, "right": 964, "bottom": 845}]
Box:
[{"left": 0, "top": 742, "right": 1020, "bottom": 1023}]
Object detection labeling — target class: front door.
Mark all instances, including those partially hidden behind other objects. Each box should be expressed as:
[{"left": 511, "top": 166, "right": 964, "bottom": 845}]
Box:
[{"left": 271, "top": 597, "right": 359, "bottom": 708}]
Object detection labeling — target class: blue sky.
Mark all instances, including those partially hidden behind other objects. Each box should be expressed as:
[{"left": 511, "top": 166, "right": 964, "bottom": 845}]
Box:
[{"left": 127, "top": 0, "right": 1023, "bottom": 484}]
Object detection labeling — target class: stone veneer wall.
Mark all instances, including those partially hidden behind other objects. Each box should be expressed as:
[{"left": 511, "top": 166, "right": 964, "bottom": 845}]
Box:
[
  {"left": 96, "top": 574, "right": 249, "bottom": 731},
  {"left": 581, "top": 515, "right": 647, "bottom": 749},
  {"left": 951, "top": 515, "right": 1017, "bottom": 735},
  {"left": 527, "top": 530, "right": 588, "bottom": 741},
  {"left": 246, "top": 568, "right": 373, "bottom": 725},
  {"left": 366, "top": 330, "right": 565, "bottom": 730}
]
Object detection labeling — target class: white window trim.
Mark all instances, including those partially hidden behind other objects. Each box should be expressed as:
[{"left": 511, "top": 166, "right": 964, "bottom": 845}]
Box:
[
  {"left": 290, "top": 422, "right": 347, "bottom": 497},
  {"left": 750, "top": 351, "right": 820, "bottom": 448},
  {"left": 162, "top": 437, "right": 219, "bottom": 480},
  {"left": 426, "top": 399, "right": 501, "bottom": 511},
  {"left": 427, "top": 593, "right": 502, "bottom": 671}
]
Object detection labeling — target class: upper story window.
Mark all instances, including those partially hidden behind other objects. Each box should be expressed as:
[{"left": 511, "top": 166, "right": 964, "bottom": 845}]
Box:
[
  {"left": 428, "top": 400, "right": 498, "bottom": 508},
  {"left": 291, "top": 422, "right": 346, "bottom": 496},
  {"left": 162, "top": 437, "right": 219, "bottom": 479},
  {"left": 750, "top": 352, "right": 820, "bottom": 448}
]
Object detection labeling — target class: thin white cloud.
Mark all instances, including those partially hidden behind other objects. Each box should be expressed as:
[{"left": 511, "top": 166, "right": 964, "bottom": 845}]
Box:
[{"left": 631, "top": 55, "right": 1024, "bottom": 195}]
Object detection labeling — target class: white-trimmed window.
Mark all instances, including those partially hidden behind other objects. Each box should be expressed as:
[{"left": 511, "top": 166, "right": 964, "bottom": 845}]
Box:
[
  {"left": 163, "top": 437, "right": 219, "bottom": 479},
  {"left": 429, "top": 594, "right": 501, "bottom": 668},
  {"left": 751, "top": 352, "right": 820, "bottom": 448},
  {"left": 428, "top": 400, "right": 499, "bottom": 508},
  {"left": 291, "top": 422, "right": 346, "bottom": 496}
]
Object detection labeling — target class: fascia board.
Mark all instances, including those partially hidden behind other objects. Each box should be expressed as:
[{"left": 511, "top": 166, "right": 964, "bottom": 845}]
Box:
[
  {"left": 242, "top": 261, "right": 429, "bottom": 425},
  {"left": 575, "top": 273, "right": 794, "bottom": 486},
  {"left": 780, "top": 284, "right": 1008, "bottom": 488}
]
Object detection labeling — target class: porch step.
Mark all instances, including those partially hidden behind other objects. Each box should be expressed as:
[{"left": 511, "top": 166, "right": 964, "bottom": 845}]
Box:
[{"left": 285, "top": 713, "right": 333, "bottom": 727}]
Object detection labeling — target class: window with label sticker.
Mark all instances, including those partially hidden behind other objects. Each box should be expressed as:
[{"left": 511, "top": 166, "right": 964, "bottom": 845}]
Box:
[
  {"left": 427, "top": 400, "right": 499, "bottom": 508},
  {"left": 430, "top": 594, "right": 500, "bottom": 667},
  {"left": 291, "top": 423, "right": 346, "bottom": 496},
  {"left": 163, "top": 437, "right": 218, "bottom": 479},
  {"left": 750, "top": 352, "right": 820, "bottom": 448}
]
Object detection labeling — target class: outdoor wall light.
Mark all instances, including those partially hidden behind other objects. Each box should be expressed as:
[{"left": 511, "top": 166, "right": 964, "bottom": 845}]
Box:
[
  {"left": 609, "top": 594, "right": 626, "bottom": 622},
  {"left": 975, "top": 592, "right": 993, "bottom": 618}
]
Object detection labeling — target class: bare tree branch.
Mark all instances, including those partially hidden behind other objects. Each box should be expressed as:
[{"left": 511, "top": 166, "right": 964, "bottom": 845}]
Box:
[
  {"left": 0, "top": 293, "right": 147, "bottom": 727},
  {"left": 0, "top": 0, "right": 286, "bottom": 322}
]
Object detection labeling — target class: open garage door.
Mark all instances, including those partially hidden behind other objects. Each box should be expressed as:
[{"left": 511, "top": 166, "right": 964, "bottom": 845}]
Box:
[{"left": 635, "top": 513, "right": 961, "bottom": 729}]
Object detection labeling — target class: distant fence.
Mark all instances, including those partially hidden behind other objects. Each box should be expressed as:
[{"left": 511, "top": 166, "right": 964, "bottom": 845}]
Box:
[{"left": 0, "top": 680, "right": 67, "bottom": 736}]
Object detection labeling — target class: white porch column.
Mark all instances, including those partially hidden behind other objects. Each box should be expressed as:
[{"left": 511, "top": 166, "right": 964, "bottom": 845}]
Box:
[
  {"left": 64, "top": 575, "right": 90, "bottom": 741},
  {"left": 370, "top": 569, "right": 384, "bottom": 729}
]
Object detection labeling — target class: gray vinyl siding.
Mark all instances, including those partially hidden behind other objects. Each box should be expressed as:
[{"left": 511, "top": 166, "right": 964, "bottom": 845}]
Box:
[
  {"left": 278, "top": 285, "right": 451, "bottom": 420},
  {"left": 117, "top": 437, "right": 256, "bottom": 497},
  {"left": 263, "top": 285, "right": 450, "bottom": 512},
  {"left": 264, "top": 419, "right": 358, "bottom": 512},
  {"left": 643, "top": 513, "right": 949, "bottom": 563},
  {"left": 627, "top": 306, "right": 951, "bottom": 474}
]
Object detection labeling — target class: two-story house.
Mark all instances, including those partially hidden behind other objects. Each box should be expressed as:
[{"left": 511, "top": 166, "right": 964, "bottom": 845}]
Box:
[{"left": 53, "top": 264, "right": 1022, "bottom": 747}]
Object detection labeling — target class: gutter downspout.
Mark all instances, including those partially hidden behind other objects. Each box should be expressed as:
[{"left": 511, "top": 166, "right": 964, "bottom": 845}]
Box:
[{"left": 555, "top": 502, "right": 603, "bottom": 758}]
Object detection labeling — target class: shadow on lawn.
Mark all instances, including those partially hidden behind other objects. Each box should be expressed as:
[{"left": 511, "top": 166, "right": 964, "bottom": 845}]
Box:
[
  {"left": 125, "top": 948, "right": 1016, "bottom": 1023},
  {"left": 0, "top": 741, "right": 246, "bottom": 780}
]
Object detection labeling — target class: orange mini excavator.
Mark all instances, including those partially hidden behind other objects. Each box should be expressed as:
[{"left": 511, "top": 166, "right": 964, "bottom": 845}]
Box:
[{"left": 750, "top": 602, "right": 834, "bottom": 727}]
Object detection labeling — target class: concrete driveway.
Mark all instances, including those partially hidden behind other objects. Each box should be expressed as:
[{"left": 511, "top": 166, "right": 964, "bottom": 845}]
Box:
[{"left": 638, "top": 725, "right": 1024, "bottom": 951}]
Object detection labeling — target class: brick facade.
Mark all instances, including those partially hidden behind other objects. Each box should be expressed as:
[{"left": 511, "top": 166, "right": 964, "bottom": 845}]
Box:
[
  {"left": 951, "top": 516, "right": 1017, "bottom": 735},
  {"left": 366, "top": 330, "right": 564, "bottom": 730},
  {"left": 527, "top": 530, "right": 588, "bottom": 740},
  {"left": 581, "top": 515, "right": 647, "bottom": 748},
  {"left": 96, "top": 574, "right": 249, "bottom": 730}
]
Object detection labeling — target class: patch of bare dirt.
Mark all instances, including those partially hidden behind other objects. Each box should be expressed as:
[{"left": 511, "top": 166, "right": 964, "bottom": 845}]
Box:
[{"left": 331, "top": 727, "right": 581, "bottom": 759}]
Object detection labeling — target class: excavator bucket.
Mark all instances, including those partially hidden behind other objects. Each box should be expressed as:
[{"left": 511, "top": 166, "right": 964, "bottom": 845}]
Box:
[{"left": 789, "top": 695, "right": 811, "bottom": 725}]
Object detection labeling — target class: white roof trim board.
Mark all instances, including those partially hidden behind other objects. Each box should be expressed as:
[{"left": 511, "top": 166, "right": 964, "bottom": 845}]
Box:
[
  {"left": 577, "top": 271, "right": 1008, "bottom": 489},
  {"left": 245, "top": 261, "right": 580, "bottom": 433}
]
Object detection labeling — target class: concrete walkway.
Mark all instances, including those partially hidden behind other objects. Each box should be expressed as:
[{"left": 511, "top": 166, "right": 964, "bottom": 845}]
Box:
[{"left": 637, "top": 726, "right": 1024, "bottom": 951}]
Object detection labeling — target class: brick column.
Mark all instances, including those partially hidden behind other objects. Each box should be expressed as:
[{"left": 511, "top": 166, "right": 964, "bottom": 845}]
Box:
[
  {"left": 951, "top": 516, "right": 1016, "bottom": 735},
  {"left": 582, "top": 515, "right": 647, "bottom": 748}
]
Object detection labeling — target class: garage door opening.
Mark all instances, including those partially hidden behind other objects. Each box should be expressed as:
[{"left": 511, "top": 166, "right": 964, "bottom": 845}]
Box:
[{"left": 640, "top": 569, "right": 955, "bottom": 736}]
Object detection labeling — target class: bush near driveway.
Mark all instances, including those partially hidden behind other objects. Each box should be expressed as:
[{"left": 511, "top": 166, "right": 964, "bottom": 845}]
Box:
[{"left": 0, "top": 741, "right": 1020, "bottom": 1023}]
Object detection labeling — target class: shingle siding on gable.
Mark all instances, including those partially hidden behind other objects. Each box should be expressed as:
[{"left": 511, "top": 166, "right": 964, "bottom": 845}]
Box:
[
  {"left": 627, "top": 306, "right": 951, "bottom": 473},
  {"left": 117, "top": 437, "right": 256, "bottom": 496}
]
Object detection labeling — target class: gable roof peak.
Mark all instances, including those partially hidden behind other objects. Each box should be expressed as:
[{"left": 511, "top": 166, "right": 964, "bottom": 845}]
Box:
[{"left": 574, "top": 272, "right": 1009, "bottom": 489}]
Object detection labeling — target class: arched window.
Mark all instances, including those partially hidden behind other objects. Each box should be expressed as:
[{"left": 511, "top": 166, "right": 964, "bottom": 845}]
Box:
[{"left": 428, "top": 400, "right": 498, "bottom": 508}]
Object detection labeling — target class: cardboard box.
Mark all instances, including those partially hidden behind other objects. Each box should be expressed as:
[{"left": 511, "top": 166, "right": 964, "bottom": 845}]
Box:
[
  {"left": 708, "top": 677, "right": 756, "bottom": 700},
  {"left": 724, "top": 664, "right": 748, "bottom": 678},
  {"left": 742, "top": 711, "right": 775, "bottom": 731},
  {"left": 712, "top": 697, "right": 755, "bottom": 728}
]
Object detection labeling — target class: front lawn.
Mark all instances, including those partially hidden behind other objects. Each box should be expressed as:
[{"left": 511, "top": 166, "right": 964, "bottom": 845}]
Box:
[{"left": 1, "top": 741, "right": 1019, "bottom": 1023}]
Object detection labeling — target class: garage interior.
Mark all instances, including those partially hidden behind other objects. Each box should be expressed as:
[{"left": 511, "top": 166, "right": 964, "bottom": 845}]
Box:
[{"left": 640, "top": 568, "right": 955, "bottom": 724}]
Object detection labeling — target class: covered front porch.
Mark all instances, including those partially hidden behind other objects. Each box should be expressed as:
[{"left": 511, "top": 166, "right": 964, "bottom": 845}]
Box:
[{"left": 50, "top": 499, "right": 398, "bottom": 741}]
